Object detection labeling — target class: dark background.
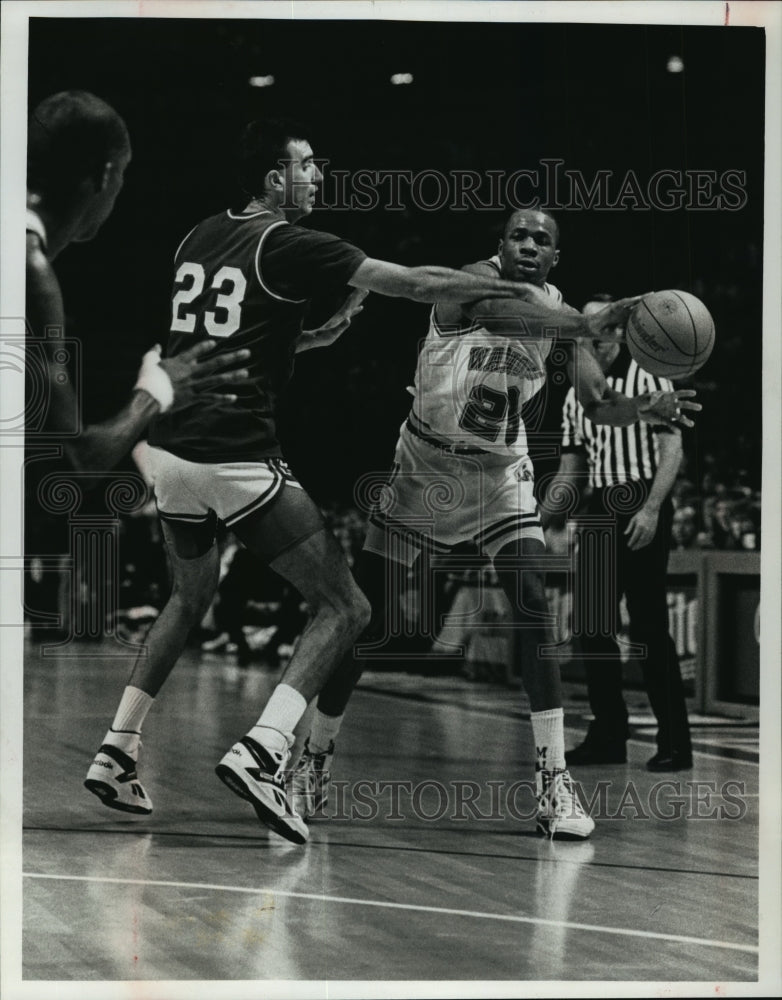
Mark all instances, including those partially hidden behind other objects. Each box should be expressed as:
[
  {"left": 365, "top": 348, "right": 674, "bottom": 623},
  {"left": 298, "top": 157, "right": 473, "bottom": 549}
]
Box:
[{"left": 28, "top": 18, "right": 765, "bottom": 504}]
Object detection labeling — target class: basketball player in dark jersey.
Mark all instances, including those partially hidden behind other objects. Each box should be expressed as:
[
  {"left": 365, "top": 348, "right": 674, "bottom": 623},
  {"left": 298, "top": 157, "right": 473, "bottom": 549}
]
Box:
[{"left": 85, "top": 119, "right": 656, "bottom": 843}]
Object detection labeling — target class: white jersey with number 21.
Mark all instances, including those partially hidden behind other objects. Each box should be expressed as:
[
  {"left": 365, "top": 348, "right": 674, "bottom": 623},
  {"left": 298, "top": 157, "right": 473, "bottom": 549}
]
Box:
[{"left": 408, "top": 260, "right": 562, "bottom": 459}]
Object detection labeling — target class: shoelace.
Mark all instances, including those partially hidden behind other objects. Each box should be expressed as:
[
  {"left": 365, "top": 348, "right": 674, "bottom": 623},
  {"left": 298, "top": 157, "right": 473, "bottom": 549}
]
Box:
[
  {"left": 302, "top": 740, "right": 333, "bottom": 769},
  {"left": 253, "top": 727, "right": 293, "bottom": 783},
  {"left": 546, "top": 772, "right": 582, "bottom": 817}
]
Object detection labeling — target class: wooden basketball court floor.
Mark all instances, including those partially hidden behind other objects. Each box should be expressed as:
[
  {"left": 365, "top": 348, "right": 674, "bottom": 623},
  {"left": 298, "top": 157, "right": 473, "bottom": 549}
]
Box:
[{"left": 16, "top": 638, "right": 763, "bottom": 992}]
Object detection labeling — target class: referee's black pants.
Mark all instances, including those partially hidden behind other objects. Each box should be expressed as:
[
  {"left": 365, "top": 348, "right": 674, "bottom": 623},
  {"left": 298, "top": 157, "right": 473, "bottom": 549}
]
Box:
[{"left": 576, "top": 490, "right": 692, "bottom": 758}]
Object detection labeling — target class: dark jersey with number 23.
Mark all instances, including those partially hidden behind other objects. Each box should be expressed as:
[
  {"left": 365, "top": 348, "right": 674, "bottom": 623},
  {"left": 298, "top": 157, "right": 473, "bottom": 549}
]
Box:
[{"left": 149, "top": 207, "right": 366, "bottom": 462}]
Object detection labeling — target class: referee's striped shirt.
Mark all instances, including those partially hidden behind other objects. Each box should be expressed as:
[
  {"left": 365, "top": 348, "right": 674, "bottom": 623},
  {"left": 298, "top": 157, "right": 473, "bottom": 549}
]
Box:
[{"left": 561, "top": 353, "right": 674, "bottom": 487}]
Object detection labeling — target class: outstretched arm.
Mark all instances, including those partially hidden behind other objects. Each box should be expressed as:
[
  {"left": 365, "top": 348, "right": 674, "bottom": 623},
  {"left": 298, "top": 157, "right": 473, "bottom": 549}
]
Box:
[
  {"left": 390, "top": 258, "right": 644, "bottom": 343},
  {"left": 349, "top": 257, "right": 537, "bottom": 305},
  {"left": 567, "top": 342, "right": 701, "bottom": 429}
]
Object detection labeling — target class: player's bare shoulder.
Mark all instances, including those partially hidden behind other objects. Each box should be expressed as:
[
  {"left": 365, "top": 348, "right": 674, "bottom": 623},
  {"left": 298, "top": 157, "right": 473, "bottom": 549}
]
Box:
[{"left": 26, "top": 233, "right": 64, "bottom": 327}]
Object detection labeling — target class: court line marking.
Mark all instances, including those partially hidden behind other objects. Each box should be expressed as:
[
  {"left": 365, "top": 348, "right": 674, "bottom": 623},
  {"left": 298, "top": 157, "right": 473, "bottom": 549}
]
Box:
[
  {"left": 22, "top": 825, "right": 760, "bottom": 880},
  {"left": 23, "top": 872, "right": 758, "bottom": 955}
]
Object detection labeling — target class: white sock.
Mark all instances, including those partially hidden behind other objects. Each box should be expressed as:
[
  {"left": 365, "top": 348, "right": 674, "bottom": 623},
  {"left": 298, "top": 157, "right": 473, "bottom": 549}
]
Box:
[
  {"left": 104, "top": 686, "right": 154, "bottom": 758},
  {"left": 309, "top": 709, "right": 343, "bottom": 753},
  {"left": 250, "top": 683, "right": 308, "bottom": 751},
  {"left": 531, "top": 708, "right": 566, "bottom": 774}
]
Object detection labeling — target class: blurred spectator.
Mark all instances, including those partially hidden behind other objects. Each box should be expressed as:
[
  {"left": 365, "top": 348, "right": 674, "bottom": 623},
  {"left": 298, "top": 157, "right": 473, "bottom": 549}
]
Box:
[
  {"left": 671, "top": 506, "right": 699, "bottom": 550},
  {"left": 726, "top": 505, "right": 760, "bottom": 551},
  {"left": 325, "top": 505, "right": 367, "bottom": 567},
  {"left": 711, "top": 495, "right": 738, "bottom": 549},
  {"left": 671, "top": 478, "right": 699, "bottom": 510}
]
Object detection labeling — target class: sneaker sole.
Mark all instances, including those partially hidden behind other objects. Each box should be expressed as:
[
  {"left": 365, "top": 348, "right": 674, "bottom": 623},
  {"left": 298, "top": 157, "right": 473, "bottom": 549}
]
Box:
[
  {"left": 536, "top": 818, "right": 594, "bottom": 840},
  {"left": 215, "top": 763, "right": 308, "bottom": 845},
  {"left": 84, "top": 778, "right": 152, "bottom": 815}
]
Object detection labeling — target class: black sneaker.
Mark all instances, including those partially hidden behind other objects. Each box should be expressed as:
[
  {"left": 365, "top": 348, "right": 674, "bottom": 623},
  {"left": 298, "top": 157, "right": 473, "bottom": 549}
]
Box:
[
  {"left": 565, "top": 739, "right": 627, "bottom": 766},
  {"left": 646, "top": 751, "right": 693, "bottom": 772}
]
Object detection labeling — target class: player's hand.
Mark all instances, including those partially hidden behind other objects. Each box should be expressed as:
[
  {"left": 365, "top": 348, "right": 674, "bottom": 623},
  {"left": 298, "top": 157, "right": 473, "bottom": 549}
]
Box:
[
  {"left": 584, "top": 295, "right": 646, "bottom": 342},
  {"left": 625, "top": 504, "right": 660, "bottom": 551},
  {"left": 638, "top": 389, "right": 701, "bottom": 429},
  {"left": 155, "top": 342, "right": 251, "bottom": 407},
  {"left": 298, "top": 289, "right": 368, "bottom": 351}
]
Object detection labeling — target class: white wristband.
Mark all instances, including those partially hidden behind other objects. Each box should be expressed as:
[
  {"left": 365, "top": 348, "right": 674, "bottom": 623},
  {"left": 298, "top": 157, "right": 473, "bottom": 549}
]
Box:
[{"left": 134, "top": 347, "right": 175, "bottom": 412}]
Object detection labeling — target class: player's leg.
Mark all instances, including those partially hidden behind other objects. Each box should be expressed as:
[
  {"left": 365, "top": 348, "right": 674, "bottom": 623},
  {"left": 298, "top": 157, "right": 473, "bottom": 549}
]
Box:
[
  {"left": 291, "top": 440, "right": 435, "bottom": 819},
  {"left": 623, "top": 500, "right": 692, "bottom": 770},
  {"left": 493, "top": 536, "right": 561, "bottom": 710},
  {"left": 214, "top": 484, "right": 371, "bottom": 843},
  {"left": 85, "top": 516, "right": 220, "bottom": 814},
  {"left": 566, "top": 494, "right": 630, "bottom": 765},
  {"left": 491, "top": 534, "right": 594, "bottom": 839},
  {"left": 290, "top": 546, "right": 397, "bottom": 818}
]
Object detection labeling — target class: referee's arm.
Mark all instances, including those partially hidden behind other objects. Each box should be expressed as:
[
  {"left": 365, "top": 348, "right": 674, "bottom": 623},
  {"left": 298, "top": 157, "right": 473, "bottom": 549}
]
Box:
[
  {"left": 625, "top": 429, "right": 683, "bottom": 550},
  {"left": 646, "top": 430, "right": 683, "bottom": 511}
]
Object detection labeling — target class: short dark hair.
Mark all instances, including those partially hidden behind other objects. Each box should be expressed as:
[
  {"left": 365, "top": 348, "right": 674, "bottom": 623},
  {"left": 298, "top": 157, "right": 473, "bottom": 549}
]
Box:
[
  {"left": 237, "top": 117, "right": 311, "bottom": 198},
  {"left": 27, "top": 91, "right": 129, "bottom": 204},
  {"left": 503, "top": 208, "right": 560, "bottom": 245}
]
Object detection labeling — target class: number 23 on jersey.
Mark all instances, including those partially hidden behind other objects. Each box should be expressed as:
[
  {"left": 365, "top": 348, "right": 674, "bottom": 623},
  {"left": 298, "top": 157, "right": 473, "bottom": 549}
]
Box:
[{"left": 171, "top": 262, "right": 247, "bottom": 338}]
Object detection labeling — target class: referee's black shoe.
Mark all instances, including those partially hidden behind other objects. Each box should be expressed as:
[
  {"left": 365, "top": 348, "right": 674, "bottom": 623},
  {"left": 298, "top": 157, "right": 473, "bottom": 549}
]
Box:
[
  {"left": 565, "top": 739, "right": 627, "bottom": 766},
  {"left": 646, "top": 750, "right": 693, "bottom": 772}
]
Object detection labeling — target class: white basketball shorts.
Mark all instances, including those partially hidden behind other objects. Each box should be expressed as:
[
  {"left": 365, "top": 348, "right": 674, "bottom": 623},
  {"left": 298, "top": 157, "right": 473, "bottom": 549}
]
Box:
[
  {"left": 363, "top": 424, "right": 544, "bottom": 567},
  {"left": 147, "top": 446, "right": 326, "bottom": 559}
]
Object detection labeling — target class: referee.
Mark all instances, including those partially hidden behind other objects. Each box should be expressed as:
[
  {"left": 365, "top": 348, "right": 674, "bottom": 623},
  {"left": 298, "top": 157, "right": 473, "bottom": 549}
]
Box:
[{"left": 545, "top": 295, "right": 693, "bottom": 772}]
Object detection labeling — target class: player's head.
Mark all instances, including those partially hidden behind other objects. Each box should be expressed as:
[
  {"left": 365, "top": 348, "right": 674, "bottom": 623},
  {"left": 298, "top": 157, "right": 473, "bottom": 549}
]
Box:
[
  {"left": 498, "top": 209, "right": 560, "bottom": 286},
  {"left": 238, "top": 118, "right": 323, "bottom": 221},
  {"left": 584, "top": 293, "right": 623, "bottom": 369},
  {"left": 27, "top": 91, "right": 131, "bottom": 240}
]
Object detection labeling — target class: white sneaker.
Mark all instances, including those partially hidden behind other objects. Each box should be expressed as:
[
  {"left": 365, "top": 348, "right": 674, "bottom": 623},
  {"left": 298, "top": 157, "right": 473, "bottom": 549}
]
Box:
[
  {"left": 291, "top": 738, "right": 334, "bottom": 819},
  {"left": 537, "top": 769, "right": 595, "bottom": 839},
  {"left": 215, "top": 734, "right": 308, "bottom": 845},
  {"left": 84, "top": 742, "right": 152, "bottom": 815}
]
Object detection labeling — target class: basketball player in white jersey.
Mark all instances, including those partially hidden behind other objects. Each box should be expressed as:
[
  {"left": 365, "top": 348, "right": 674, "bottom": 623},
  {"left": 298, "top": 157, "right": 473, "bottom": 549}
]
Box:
[{"left": 292, "top": 208, "right": 700, "bottom": 839}]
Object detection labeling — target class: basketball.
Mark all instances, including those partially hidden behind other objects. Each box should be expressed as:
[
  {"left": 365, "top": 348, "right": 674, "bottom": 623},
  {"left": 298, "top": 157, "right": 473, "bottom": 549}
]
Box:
[{"left": 626, "top": 290, "right": 715, "bottom": 379}]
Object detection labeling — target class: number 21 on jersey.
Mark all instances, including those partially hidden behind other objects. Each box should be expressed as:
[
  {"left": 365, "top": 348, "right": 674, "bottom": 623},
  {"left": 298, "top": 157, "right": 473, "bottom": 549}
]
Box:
[{"left": 171, "top": 262, "right": 247, "bottom": 337}]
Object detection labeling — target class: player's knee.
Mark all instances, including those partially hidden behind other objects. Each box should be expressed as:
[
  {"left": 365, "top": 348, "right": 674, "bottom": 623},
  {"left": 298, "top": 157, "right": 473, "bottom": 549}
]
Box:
[
  {"left": 342, "top": 586, "right": 372, "bottom": 637},
  {"left": 312, "top": 582, "right": 371, "bottom": 638}
]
